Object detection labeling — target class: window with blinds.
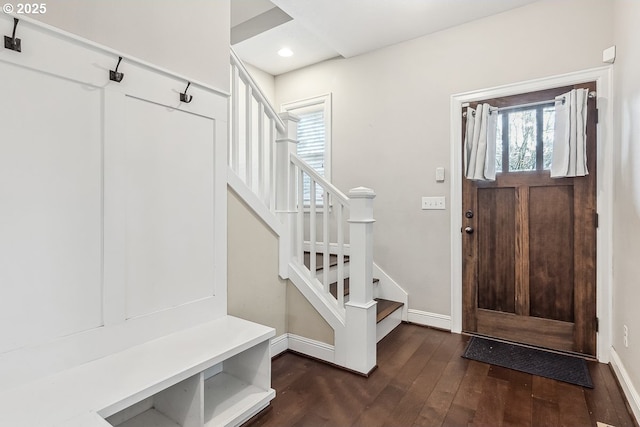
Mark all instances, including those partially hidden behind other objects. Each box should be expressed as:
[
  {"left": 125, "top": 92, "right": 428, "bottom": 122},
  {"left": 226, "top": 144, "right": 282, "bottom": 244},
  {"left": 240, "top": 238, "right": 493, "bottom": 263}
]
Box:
[{"left": 282, "top": 94, "right": 331, "bottom": 206}]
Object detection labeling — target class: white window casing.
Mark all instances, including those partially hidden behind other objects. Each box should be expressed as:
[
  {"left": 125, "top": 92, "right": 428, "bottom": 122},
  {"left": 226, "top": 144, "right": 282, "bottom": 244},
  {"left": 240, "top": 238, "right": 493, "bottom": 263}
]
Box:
[{"left": 282, "top": 94, "right": 332, "bottom": 206}]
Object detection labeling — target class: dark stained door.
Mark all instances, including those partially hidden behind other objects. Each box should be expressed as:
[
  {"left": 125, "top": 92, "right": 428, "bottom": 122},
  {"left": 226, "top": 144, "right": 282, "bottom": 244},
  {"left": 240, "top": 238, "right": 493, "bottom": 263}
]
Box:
[{"left": 462, "top": 82, "right": 598, "bottom": 357}]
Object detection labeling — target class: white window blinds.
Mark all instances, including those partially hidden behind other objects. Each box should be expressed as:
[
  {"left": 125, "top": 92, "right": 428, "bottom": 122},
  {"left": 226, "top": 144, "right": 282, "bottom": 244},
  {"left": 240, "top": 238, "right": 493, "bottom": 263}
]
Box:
[
  {"left": 282, "top": 94, "right": 331, "bottom": 206},
  {"left": 297, "top": 109, "right": 325, "bottom": 204}
]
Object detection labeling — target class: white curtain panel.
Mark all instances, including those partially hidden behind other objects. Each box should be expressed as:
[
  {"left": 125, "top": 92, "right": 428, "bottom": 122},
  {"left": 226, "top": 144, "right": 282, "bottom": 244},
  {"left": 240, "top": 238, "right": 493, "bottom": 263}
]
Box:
[
  {"left": 464, "top": 103, "right": 497, "bottom": 181},
  {"left": 551, "top": 88, "right": 589, "bottom": 178}
]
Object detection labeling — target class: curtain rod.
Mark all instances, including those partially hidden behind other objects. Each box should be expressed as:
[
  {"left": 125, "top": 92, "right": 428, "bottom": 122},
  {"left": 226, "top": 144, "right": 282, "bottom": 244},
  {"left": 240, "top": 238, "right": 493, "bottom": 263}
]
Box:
[{"left": 463, "top": 90, "right": 596, "bottom": 117}]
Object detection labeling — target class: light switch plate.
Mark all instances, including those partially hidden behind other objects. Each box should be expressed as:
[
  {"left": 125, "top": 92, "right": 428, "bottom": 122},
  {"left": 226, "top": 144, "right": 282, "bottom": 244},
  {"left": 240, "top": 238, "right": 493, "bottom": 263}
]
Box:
[{"left": 422, "top": 196, "right": 446, "bottom": 210}]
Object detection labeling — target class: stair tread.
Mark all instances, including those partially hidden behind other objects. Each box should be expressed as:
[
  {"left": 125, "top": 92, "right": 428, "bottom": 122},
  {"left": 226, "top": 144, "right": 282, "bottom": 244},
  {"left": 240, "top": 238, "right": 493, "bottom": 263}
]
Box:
[
  {"left": 328, "top": 277, "right": 380, "bottom": 298},
  {"left": 303, "top": 252, "right": 349, "bottom": 271},
  {"left": 302, "top": 253, "right": 401, "bottom": 324},
  {"left": 375, "top": 298, "right": 404, "bottom": 323}
]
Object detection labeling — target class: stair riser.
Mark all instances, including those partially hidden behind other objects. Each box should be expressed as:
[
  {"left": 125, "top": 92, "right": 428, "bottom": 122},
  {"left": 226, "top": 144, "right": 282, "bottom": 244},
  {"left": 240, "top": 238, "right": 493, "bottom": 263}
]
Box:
[{"left": 376, "top": 307, "right": 402, "bottom": 342}]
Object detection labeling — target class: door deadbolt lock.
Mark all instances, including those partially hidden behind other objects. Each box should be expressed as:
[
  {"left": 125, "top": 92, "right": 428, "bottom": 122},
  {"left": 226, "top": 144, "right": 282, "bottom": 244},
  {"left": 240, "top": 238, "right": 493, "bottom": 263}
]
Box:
[{"left": 465, "top": 210, "right": 474, "bottom": 219}]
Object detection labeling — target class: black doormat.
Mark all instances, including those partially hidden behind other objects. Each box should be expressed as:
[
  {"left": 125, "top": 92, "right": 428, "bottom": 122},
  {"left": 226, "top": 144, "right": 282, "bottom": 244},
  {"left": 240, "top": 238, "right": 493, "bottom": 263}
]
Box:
[{"left": 462, "top": 336, "right": 593, "bottom": 388}]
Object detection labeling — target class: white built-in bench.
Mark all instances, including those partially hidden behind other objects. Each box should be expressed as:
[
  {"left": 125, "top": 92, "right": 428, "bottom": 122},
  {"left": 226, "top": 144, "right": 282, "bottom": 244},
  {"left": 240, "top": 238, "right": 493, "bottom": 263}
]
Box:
[{"left": 0, "top": 316, "right": 275, "bottom": 427}]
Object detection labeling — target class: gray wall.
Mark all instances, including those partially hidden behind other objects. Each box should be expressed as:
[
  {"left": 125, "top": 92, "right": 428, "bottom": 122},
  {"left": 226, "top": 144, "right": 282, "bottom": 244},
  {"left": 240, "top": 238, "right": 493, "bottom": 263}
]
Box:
[
  {"left": 275, "top": 0, "right": 614, "bottom": 316},
  {"left": 613, "top": 0, "right": 640, "bottom": 406},
  {"left": 34, "top": 0, "right": 230, "bottom": 91}
]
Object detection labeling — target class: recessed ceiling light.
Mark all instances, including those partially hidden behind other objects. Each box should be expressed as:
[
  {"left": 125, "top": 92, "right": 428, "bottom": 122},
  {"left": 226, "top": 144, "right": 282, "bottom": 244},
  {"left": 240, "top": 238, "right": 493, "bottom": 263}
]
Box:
[{"left": 278, "top": 47, "right": 294, "bottom": 58}]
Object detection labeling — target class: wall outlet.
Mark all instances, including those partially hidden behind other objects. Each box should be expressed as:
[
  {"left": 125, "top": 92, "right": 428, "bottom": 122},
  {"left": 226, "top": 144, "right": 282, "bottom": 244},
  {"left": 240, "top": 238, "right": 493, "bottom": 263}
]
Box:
[
  {"left": 623, "top": 325, "right": 629, "bottom": 348},
  {"left": 422, "top": 196, "right": 446, "bottom": 210}
]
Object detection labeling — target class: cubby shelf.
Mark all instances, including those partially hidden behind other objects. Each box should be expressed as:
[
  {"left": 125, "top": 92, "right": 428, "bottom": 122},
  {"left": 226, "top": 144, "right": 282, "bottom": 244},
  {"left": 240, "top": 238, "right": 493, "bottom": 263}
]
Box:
[
  {"left": 108, "top": 372, "right": 275, "bottom": 427},
  {"left": 203, "top": 372, "right": 276, "bottom": 427}
]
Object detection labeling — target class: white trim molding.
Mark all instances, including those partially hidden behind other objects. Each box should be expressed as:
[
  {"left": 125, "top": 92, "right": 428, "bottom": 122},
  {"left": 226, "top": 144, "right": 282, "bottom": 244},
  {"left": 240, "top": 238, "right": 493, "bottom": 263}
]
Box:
[
  {"left": 450, "top": 67, "right": 614, "bottom": 362},
  {"left": 281, "top": 93, "right": 333, "bottom": 188},
  {"left": 610, "top": 348, "right": 640, "bottom": 422},
  {"left": 287, "top": 334, "right": 335, "bottom": 364},
  {"left": 269, "top": 333, "right": 336, "bottom": 363},
  {"left": 408, "top": 309, "right": 452, "bottom": 331},
  {"left": 270, "top": 334, "right": 289, "bottom": 358},
  {"left": 373, "top": 263, "right": 409, "bottom": 322}
]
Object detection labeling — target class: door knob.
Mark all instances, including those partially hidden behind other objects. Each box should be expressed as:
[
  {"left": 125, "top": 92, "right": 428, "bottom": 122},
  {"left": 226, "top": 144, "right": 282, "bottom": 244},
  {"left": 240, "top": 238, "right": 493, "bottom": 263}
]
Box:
[{"left": 464, "top": 226, "right": 474, "bottom": 234}]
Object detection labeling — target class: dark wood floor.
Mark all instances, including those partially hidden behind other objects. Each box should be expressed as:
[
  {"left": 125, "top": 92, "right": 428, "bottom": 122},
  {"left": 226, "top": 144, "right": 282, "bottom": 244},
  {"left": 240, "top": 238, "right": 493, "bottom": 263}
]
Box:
[{"left": 246, "top": 323, "right": 637, "bottom": 427}]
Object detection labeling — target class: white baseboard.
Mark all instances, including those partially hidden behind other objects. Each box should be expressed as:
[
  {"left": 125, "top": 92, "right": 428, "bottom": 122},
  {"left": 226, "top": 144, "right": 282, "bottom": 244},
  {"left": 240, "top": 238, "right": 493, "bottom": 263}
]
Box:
[
  {"left": 282, "top": 334, "right": 335, "bottom": 363},
  {"left": 408, "top": 309, "right": 452, "bottom": 331},
  {"left": 270, "top": 333, "right": 335, "bottom": 364},
  {"left": 610, "top": 348, "right": 640, "bottom": 423},
  {"left": 270, "top": 334, "right": 289, "bottom": 358}
]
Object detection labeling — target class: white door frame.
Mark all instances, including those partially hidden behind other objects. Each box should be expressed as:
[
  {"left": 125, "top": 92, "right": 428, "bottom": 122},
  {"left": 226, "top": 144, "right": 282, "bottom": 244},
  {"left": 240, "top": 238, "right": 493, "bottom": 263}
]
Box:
[{"left": 449, "top": 67, "right": 614, "bottom": 362}]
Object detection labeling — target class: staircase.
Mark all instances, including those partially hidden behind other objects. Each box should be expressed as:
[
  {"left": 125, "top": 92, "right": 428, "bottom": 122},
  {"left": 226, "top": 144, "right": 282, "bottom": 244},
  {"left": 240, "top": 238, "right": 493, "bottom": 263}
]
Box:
[
  {"left": 228, "top": 49, "right": 407, "bottom": 374},
  {"left": 303, "top": 252, "right": 404, "bottom": 343}
]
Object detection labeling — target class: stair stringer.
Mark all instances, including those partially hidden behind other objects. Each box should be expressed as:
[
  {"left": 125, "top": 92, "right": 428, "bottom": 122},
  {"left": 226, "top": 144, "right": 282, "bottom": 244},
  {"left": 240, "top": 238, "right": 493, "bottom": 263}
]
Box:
[
  {"left": 288, "top": 262, "right": 346, "bottom": 330},
  {"left": 373, "top": 262, "right": 409, "bottom": 322}
]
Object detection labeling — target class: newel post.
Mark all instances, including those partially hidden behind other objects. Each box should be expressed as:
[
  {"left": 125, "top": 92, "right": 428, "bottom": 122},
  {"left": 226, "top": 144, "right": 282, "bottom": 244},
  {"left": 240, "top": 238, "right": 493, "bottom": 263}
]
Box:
[
  {"left": 275, "top": 112, "right": 299, "bottom": 278},
  {"left": 345, "top": 186, "right": 377, "bottom": 374}
]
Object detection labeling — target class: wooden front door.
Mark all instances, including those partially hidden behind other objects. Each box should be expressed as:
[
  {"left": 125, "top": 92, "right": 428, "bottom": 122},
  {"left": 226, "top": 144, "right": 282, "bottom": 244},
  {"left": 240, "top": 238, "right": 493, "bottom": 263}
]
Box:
[{"left": 462, "top": 83, "right": 598, "bottom": 357}]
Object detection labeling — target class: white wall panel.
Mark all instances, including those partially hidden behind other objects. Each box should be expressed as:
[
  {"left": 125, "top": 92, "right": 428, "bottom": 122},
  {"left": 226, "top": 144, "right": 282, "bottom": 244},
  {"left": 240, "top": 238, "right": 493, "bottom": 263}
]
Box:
[
  {"left": 0, "top": 13, "right": 228, "bottom": 387},
  {"left": 0, "top": 62, "right": 103, "bottom": 354},
  {"left": 123, "top": 97, "right": 216, "bottom": 319}
]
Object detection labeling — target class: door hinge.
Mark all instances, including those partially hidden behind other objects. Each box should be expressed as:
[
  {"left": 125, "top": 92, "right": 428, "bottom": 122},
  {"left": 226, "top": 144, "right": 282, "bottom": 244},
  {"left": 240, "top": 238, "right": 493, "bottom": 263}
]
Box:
[
  {"left": 596, "top": 317, "right": 599, "bottom": 332},
  {"left": 595, "top": 213, "right": 599, "bottom": 228},
  {"left": 595, "top": 108, "right": 599, "bottom": 124}
]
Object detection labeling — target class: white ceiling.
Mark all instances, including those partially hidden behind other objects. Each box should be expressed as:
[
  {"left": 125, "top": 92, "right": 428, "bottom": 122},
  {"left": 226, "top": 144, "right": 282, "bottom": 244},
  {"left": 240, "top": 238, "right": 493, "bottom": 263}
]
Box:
[{"left": 231, "top": 0, "right": 541, "bottom": 76}]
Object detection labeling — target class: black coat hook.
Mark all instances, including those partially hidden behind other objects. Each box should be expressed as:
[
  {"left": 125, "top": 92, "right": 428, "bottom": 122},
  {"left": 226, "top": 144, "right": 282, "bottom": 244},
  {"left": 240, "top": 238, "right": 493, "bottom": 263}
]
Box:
[
  {"left": 4, "top": 18, "right": 22, "bottom": 52},
  {"left": 180, "top": 82, "right": 193, "bottom": 103},
  {"left": 109, "top": 56, "right": 124, "bottom": 82}
]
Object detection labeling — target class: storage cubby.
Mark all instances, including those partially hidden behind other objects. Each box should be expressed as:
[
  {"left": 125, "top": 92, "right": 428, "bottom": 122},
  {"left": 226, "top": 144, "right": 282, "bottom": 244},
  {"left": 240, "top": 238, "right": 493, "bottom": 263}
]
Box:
[
  {"left": 106, "top": 374, "right": 203, "bottom": 427},
  {"left": 101, "top": 323, "right": 274, "bottom": 427},
  {"left": 203, "top": 340, "right": 273, "bottom": 426}
]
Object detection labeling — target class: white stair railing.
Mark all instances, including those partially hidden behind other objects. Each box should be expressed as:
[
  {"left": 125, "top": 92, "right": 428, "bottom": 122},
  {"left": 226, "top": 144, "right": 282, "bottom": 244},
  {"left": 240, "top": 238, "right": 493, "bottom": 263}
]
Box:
[
  {"left": 229, "top": 51, "right": 377, "bottom": 374},
  {"left": 229, "top": 49, "right": 285, "bottom": 209},
  {"left": 290, "top": 154, "right": 350, "bottom": 311},
  {"left": 289, "top": 154, "right": 377, "bottom": 373}
]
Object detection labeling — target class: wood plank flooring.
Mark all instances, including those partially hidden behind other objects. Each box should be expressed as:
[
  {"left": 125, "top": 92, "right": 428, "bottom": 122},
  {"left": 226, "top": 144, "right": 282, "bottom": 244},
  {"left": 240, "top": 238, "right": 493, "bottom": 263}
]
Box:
[{"left": 245, "top": 323, "right": 637, "bottom": 427}]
